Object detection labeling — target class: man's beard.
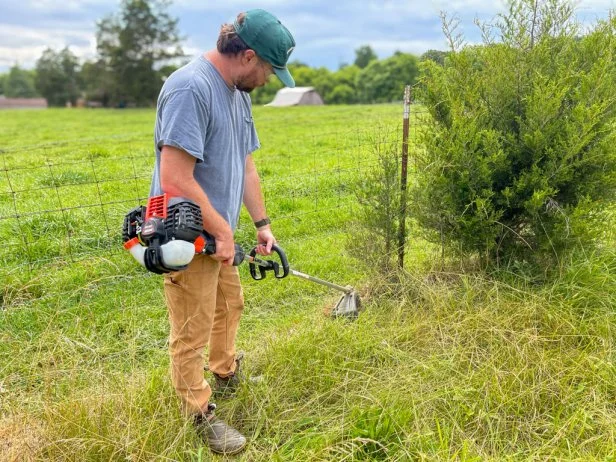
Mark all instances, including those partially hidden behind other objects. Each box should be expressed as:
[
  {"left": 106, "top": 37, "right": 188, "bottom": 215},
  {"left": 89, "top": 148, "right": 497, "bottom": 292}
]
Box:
[
  {"left": 235, "top": 84, "right": 254, "bottom": 93},
  {"left": 234, "top": 75, "right": 256, "bottom": 93}
]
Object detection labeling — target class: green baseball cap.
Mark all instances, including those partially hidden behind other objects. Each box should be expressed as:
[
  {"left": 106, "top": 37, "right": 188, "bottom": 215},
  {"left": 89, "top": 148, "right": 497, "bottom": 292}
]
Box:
[{"left": 234, "top": 9, "right": 296, "bottom": 88}]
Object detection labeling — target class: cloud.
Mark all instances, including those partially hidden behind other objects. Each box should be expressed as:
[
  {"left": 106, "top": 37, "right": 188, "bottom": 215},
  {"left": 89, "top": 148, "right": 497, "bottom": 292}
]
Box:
[
  {"left": 0, "top": 23, "right": 96, "bottom": 68},
  {"left": 574, "top": 0, "right": 616, "bottom": 8},
  {"left": 174, "top": 0, "right": 302, "bottom": 7},
  {"left": 0, "top": 0, "right": 613, "bottom": 73},
  {"left": 25, "top": 0, "right": 109, "bottom": 10}
]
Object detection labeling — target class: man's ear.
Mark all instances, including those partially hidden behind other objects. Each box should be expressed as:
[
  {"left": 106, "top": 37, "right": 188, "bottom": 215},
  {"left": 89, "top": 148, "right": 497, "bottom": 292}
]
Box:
[{"left": 242, "top": 49, "right": 257, "bottom": 65}]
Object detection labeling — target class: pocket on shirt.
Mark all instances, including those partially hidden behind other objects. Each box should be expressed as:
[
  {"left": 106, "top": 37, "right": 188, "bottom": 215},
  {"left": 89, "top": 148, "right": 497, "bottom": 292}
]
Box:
[{"left": 243, "top": 116, "right": 257, "bottom": 154}]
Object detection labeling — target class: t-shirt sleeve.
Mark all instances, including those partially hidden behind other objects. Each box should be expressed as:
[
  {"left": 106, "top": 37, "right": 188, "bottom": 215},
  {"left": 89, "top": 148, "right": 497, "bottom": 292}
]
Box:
[{"left": 156, "top": 89, "right": 208, "bottom": 162}]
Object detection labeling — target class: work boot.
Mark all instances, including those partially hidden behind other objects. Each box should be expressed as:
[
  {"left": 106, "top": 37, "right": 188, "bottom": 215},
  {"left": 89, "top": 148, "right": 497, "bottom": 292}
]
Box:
[
  {"left": 193, "top": 403, "right": 247, "bottom": 455},
  {"left": 212, "top": 352, "right": 244, "bottom": 397}
]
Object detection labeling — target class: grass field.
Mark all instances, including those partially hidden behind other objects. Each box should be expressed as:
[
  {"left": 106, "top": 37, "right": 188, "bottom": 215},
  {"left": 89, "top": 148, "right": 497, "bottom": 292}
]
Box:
[{"left": 1, "top": 106, "right": 615, "bottom": 461}]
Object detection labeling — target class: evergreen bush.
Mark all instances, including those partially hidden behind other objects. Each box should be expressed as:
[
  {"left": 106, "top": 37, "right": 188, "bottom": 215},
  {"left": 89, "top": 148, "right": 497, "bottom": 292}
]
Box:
[
  {"left": 350, "top": 129, "right": 402, "bottom": 271},
  {"left": 414, "top": 0, "right": 616, "bottom": 266}
]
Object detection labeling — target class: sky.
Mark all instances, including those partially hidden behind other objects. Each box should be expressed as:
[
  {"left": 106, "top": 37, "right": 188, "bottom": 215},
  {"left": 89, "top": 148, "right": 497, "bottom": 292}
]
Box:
[{"left": 0, "top": 0, "right": 614, "bottom": 74}]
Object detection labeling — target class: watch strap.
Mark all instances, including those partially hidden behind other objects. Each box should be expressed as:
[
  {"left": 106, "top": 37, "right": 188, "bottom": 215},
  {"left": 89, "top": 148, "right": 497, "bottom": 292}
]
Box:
[{"left": 254, "top": 217, "right": 271, "bottom": 228}]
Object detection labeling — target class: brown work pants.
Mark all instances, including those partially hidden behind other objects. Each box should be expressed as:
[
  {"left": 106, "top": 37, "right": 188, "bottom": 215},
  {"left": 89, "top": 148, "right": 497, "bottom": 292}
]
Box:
[{"left": 163, "top": 254, "right": 244, "bottom": 415}]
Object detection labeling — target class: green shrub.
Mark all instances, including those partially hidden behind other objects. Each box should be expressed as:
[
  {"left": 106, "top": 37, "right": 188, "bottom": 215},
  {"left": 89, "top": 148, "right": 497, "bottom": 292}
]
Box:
[
  {"left": 350, "top": 128, "right": 402, "bottom": 271},
  {"left": 413, "top": 0, "right": 616, "bottom": 267}
]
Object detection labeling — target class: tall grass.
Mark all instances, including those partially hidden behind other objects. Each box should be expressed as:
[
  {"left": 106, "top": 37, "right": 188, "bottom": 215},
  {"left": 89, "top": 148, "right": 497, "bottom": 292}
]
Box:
[{"left": 1, "top": 107, "right": 615, "bottom": 460}]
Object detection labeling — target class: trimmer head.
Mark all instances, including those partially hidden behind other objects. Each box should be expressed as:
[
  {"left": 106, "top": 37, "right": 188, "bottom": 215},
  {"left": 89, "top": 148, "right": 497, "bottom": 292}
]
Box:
[{"left": 331, "top": 291, "right": 362, "bottom": 319}]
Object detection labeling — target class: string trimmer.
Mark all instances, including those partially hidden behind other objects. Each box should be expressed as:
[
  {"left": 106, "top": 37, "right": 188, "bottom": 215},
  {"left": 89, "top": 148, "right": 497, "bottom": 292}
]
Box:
[
  {"left": 122, "top": 194, "right": 361, "bottom": 319},
  {"left": 242, "top": 245, "right": 361, "bottom": 319}
]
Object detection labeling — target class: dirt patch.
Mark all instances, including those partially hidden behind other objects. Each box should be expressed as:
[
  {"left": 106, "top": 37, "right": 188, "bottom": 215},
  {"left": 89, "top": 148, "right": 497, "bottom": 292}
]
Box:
[{"left": 0, "top": 417, "right": 44, "bottom": 461}]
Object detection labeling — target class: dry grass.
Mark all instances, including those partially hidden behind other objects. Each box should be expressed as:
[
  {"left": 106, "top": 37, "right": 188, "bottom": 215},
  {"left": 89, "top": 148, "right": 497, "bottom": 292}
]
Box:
[{"left": 0, "top": 417, "right": 45, "bottom": 461}]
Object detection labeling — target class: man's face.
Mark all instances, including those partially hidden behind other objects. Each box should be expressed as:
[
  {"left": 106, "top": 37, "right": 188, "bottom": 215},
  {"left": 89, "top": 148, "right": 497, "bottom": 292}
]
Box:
[{"left": 235, "top": 56, "right": 274, "bottom": 93}]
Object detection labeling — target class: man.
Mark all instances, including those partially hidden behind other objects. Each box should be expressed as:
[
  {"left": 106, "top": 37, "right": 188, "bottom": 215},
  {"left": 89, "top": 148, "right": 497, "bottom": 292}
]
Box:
[{"left": 149, "top": 9, "right": 296, "bottom": 455}]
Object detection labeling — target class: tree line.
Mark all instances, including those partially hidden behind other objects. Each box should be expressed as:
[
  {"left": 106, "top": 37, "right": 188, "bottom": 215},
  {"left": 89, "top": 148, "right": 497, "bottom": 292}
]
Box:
[
  {"left": 0, "top": 0, "right": 446, "bottom": 107},
  {"left": 249, "top": 47, "right": 447, "bottom": 106}
]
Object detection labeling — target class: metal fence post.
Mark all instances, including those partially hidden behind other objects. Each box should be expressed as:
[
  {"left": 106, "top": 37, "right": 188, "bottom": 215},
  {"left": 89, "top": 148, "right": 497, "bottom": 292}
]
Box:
[{"left": 398, "top": 85, "right": 411, "bottom": 269}]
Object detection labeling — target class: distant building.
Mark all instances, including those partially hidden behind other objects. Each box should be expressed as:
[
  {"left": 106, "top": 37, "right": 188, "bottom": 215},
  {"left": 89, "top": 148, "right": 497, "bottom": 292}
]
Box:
[
  {"left": 0, "top": 96, "right": 48, "bottom": 109},
  {"left": 266, "top": 87, "right": 324, "bottom": 107}
]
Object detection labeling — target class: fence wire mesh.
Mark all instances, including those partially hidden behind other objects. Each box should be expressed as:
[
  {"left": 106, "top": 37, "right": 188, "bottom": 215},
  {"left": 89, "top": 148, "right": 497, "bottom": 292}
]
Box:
[{"left": 0, "top": 104, "right": 429, "bottom": 286}]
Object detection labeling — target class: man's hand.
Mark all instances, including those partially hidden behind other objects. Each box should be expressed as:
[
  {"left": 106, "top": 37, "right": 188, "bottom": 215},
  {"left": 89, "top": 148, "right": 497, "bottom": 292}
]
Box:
[
  {"left": 255, "top": 227, "right": 276, "bottom": 255},
  {"left": 211, "top": 226, "right": 236, "bottom": 265}
]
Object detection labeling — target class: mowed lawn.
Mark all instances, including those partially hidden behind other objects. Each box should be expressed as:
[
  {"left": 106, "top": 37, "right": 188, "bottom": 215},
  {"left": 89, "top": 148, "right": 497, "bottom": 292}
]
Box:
[{"left": 1, "top": 106, "right": 615, "bottom": 461}]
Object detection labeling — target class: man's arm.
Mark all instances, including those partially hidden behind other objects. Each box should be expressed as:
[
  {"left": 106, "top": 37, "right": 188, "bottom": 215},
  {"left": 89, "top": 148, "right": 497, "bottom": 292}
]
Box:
[
  {"left": 160, "top": 145, "right": 236, "bottom": 265},
  {"left": 243, "top": 154, "right": 275, "bottom": 255}
]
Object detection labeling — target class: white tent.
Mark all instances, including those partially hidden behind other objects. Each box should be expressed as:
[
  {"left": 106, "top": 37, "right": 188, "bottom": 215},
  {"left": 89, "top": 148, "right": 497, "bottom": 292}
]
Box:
[{"left": 266, "top": 86, "right": 324, "bottom": 107}]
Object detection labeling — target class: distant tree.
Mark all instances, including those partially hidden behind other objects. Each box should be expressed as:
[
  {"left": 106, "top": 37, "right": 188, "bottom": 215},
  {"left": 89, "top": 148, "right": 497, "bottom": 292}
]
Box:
[
  {"left": 158, "top": 63, "right": 183, "bottom": 82},
  {"left": 354, "top": 45, "right": 378, "bottom": 69},
  {"left": 327, "top": 84, "right": 355, "bottom": 104},
  {"left": 290, "top": 63, "right": 324, "bottom": 87},
  {"left": 0, "top": 73, "right": 6, "bottom": 95},
  {"left": 3, "top": 65, "right": 38, "bottom": 98},
  {"left": 79, "top": 59, "right": 113, "bottom": 106},
  {"left": 325, "top": 64, "right": 360, "bottom": 103},
  {"left": 311, "top": 67, "right": 335, "bottom": 101},
  {"left": 96, "top": 0, "right": 184, "bottom": 106},
  {"left": 332, "top": 64, "right": 360, "bottom": 88},
  {"left": 356, "top": 52, "right": 419, "bottom": 103},
  {"left": 35, "top": 47, "right": 81, "bottom": 106},
  {"left": 420, "top": 49, "right": 450, "bottom": 66}
]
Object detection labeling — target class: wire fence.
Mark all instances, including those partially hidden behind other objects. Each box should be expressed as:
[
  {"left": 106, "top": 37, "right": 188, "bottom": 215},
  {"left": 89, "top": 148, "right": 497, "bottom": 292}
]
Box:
[{"left": 0, "top": 102, "right": 429, "bottom": 284}]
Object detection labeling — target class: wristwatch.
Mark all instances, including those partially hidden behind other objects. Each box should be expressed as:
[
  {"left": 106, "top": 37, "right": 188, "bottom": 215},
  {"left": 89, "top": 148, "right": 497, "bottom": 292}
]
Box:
[{"left": 254, "top": 217, "right": 271, "bottom": 228}]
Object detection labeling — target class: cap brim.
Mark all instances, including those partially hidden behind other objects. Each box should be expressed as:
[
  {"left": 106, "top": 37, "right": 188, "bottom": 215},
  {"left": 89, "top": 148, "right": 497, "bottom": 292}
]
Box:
[{"left": 274, "top": 67, "right": 295, "bottom": 88}]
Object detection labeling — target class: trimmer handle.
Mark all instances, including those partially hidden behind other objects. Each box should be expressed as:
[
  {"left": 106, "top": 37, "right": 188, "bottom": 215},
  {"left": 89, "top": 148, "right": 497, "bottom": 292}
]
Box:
[
  {"left": 249, "top": 244, "right": 290, "bottom": 280},
  {"left": 199, "top": 232, "right": 245, "bottom": 267}
]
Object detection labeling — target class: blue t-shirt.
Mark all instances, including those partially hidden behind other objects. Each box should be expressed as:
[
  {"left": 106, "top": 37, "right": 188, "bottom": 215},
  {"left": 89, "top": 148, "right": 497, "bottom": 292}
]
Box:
[{"left": 150, "top": 55, "right": 260, "bottom": 230}]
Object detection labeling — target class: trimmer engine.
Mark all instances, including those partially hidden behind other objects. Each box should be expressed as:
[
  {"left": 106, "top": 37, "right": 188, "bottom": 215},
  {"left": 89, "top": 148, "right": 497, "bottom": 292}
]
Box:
[{"left": 122, "top": 194, "right": 203, "bottom": 274}]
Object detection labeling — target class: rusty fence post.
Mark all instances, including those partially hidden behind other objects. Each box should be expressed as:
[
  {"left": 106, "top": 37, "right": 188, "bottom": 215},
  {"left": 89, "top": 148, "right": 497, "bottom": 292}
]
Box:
[{"left": 398, "top": 85, "right": 411, "bottom": 269}]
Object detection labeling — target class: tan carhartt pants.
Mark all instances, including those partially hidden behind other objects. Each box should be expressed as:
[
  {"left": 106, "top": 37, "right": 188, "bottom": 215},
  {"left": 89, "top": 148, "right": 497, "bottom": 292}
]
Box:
[{"left": 163, "top": 254, "right": 244, "bottom": 415}]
